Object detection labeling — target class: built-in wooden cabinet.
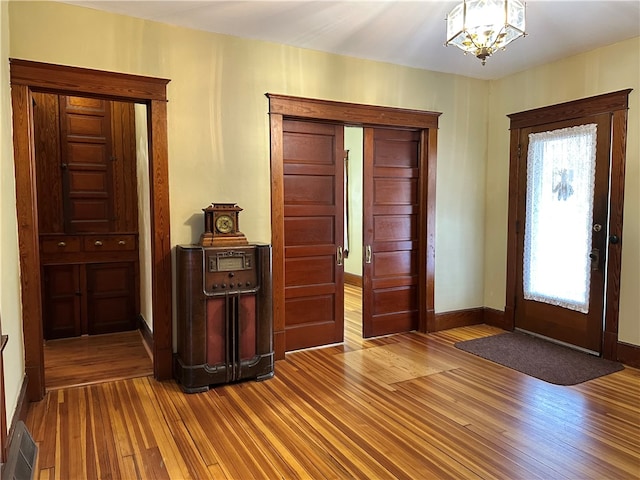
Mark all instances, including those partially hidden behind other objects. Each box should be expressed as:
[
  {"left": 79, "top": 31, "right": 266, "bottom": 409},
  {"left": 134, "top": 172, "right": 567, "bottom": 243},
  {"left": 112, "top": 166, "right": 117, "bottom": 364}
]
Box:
[
  {"left": 34, "top": 93, "right": 140, "bottom": 340},
  {"left": 40, "top": 235, "right": 138, "bottom": 339},
  {"left": 86, "top": 261, "right": 136, "bottom": 335},
  {"left": 41, "top": 264, "right": 81, "bottom": 339}
]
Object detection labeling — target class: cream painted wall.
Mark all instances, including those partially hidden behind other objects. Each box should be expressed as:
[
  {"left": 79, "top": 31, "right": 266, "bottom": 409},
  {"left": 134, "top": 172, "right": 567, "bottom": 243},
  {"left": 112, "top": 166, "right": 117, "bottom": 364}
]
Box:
[
  {"left": 1, "top": 0, "right": 26, "bottom": 432},
  {"left": 484, "top": 37, "right": 640, "bottom": 345},
  {"left": 344, "top": 127, "right": 363, "bottom": 277},
  {"left": 135, "top": 104, "right": 153, "bottom": 332},
  {"left": 8, "top": 1, "right": 489, "bottom": 319}
]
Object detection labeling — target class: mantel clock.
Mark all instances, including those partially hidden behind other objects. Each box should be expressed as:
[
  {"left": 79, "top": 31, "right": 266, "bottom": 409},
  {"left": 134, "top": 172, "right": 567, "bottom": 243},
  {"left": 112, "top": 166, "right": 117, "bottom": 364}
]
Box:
[{"left": 199, "top": 203, "right": 248, "bottom": 246}]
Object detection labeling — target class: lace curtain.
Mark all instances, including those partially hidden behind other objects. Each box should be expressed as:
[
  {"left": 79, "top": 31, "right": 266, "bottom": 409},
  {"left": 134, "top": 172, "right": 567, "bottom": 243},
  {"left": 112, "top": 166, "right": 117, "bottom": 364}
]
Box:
[{"left": 523, "top": 124, "right": 597, "bottom": 313}]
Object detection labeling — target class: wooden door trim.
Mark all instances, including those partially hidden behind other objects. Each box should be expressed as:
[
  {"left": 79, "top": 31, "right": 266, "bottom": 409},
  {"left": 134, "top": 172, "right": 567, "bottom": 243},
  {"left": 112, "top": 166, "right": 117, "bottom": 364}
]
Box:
[
  {"left": 0, "top": 333, "right": 7, "bottom": 463},
  {"left": 10, "top": 59, "right": 173, "bottom": 400},
  {"left": 507, "top": 90, "right": 632, "bottom": 130},
  {"left": 267, "top": 94, "right": 440, "bottom": 359},
  {"left": 9, "top": 58, "right": 168, "bottom": 102},
  {"left": 422, "top": 127, "right": 438, "bottom": 332},
  {"left": 268, "top": 94, "right": 440, "bottom": 129},
  {"left": 504, "top": 89, "right": 631, "bottom": 360}
]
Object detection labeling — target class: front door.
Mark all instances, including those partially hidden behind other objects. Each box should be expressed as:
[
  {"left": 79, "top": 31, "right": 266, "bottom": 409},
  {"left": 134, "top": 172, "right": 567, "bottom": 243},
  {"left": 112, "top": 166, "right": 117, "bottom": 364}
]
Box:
[
  {"left": 515, "top": 113, "right": 611, "bottom": 353},
  {"left": 282, "top": 119, "right": 344, "bottom": 351},
  {"left": 362, "top": 127, "right": 421, "bottom": 337}
]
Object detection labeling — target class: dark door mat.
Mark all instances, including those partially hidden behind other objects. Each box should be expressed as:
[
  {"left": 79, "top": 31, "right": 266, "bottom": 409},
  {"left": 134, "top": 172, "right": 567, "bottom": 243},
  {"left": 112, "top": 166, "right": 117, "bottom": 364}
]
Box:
[{"left": 455, "top": 331, "right": 624, "bottom": 385}]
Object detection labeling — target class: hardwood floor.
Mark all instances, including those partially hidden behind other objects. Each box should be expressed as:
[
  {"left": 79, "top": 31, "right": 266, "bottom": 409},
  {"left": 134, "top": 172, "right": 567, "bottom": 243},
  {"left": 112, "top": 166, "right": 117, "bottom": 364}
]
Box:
[
  {"left": 26, "top": 286, "right": 640, "bottom": 479},
  {"left": 44, "top": 330, "right": 153, "bottom": 390}
]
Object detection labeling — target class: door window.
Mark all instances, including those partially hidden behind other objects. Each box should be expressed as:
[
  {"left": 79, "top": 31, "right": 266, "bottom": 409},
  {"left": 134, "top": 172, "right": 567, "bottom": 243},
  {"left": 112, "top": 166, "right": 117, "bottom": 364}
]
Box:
[{"left": 523, "top": 124, "right": 597, "bottom": 313}]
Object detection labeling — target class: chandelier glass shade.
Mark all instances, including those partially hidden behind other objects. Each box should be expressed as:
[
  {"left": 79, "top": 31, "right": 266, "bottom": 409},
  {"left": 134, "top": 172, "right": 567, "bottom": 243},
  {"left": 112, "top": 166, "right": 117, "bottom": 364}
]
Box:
[{"left": 446, "top": 0, "right": 526, "bottom": 65}]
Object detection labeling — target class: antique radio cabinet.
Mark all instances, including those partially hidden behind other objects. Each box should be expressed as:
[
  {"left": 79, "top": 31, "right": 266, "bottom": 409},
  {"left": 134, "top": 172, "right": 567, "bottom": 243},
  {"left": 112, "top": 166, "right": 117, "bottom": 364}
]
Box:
[{"left": 174, "top": 244, "right": 273, "bottom": 392}]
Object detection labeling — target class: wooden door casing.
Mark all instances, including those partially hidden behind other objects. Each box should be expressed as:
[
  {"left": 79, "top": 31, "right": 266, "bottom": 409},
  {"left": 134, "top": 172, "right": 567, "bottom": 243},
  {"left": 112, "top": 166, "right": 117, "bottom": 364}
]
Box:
[
  {"left": 363, "top": 128, "right": 420, "bottom": 337},
  {"left": 0, "top": 333, "right": 6, "bottom": 465},
  {"left": 283, "top": 120, "right": 344, "bottom": 351},
  {"left": 11, "top": 59, "right": 172, "bottom": 400}
]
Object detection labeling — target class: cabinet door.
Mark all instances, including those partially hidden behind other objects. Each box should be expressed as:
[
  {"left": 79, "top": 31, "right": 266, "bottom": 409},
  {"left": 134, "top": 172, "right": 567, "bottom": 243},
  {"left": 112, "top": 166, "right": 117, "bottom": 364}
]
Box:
[
  {"left": 59, "top": 96, "right": 115, "bottom": 233},
  {"left": 86, "top": 262, "right": 136, "bottom": 335},
  {"left": 42, "top": 265, "right": 82, "bottom": 339}
]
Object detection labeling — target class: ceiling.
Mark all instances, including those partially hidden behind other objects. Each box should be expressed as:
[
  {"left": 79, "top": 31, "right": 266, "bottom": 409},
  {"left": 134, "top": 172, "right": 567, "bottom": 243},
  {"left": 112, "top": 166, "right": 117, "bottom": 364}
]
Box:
[{"left": 63, "top": 1, "right": 640, "bottom": 80}]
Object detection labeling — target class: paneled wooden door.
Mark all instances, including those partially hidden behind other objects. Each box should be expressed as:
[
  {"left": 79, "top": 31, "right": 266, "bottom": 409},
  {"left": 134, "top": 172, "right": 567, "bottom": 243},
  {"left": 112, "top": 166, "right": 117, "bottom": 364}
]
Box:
[
  {"left": 283, "top": 119, "right": 344, "bottom": 351},
  {"left": 363, "top": 128, "right": 421, "bottom": 337},
  {"left": 514, "top": 114, "right": 612, "bottom": 353}
]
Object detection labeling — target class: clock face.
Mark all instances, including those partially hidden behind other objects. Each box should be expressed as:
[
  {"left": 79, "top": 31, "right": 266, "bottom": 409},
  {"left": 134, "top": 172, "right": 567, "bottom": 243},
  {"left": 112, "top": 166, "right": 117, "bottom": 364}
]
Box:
[{"left": 215, "top": 214, "right": 235, "bottom": 234}]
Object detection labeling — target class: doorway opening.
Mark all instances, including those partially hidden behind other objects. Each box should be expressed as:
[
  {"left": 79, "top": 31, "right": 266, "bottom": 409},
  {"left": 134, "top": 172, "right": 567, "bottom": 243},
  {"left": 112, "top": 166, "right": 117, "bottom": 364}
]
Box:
[
  {"left": 268, "top": 94, "right": 441, "bottom": 360},
  {"left": 30, "top": 92, "right": 154, "bottom": 389},
  {"left": 343, "top": 126, "right": 364, "bottom": 345},
  {"left": 10, "top": 59, "right": 173, "bottom": 401}
]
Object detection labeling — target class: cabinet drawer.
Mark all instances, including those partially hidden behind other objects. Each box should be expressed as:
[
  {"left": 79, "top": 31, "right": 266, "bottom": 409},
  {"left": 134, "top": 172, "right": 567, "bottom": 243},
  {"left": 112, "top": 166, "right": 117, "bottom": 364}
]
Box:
[
  {"left": 83, "top": 235, "right": 137, "bottom": 252},
  {"left": 40, "top": 236, "right": 82, "bottom": 254}
]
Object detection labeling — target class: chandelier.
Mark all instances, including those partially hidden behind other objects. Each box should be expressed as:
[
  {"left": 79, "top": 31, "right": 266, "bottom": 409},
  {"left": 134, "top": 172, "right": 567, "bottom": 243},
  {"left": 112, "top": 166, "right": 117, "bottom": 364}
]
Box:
[{"left": 445, "top": 0, "right": 526, "bottom": 65}]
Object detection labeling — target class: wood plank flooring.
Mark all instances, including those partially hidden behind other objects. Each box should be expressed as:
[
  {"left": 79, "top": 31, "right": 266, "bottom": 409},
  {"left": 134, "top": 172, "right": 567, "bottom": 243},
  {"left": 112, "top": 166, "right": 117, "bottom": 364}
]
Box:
[
  {"left": 44, "top": 330, "right": 153, "bottom": 390},
  {"left": 26, "top": 285, "right": 640, "bottom": 479}
]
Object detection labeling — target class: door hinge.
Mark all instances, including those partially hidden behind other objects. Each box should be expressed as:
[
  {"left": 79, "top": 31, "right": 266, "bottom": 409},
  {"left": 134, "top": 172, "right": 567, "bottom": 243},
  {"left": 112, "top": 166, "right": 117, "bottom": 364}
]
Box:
[{"left": 517, "top": 144, "right": 522, "bottom": 159}]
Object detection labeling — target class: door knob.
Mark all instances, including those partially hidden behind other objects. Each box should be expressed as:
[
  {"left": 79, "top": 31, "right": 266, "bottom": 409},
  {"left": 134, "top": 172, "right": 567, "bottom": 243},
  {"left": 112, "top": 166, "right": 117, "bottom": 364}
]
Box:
[{"left": 336, "top": 246, "right": 343, "bottom": 266}]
